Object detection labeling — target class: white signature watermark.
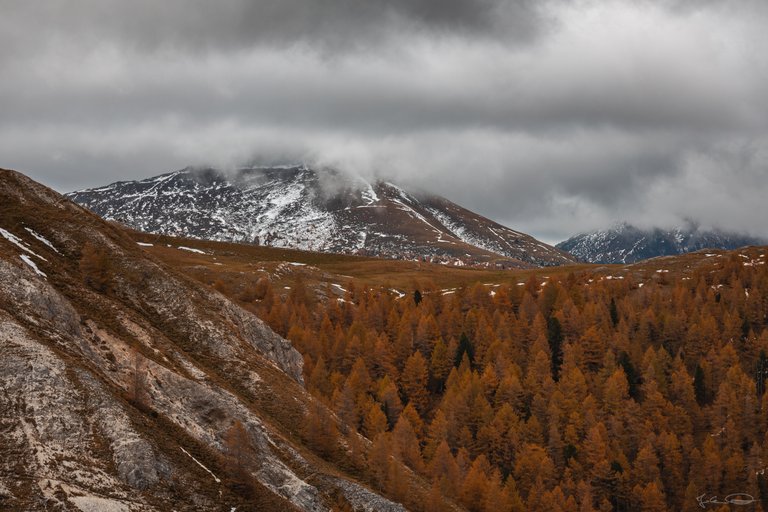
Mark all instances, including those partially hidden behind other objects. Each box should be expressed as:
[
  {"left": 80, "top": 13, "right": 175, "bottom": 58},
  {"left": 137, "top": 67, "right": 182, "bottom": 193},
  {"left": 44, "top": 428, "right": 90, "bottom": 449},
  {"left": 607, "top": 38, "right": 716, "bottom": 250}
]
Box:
[{"left": 697, "top": 493, "right": 757, "bottom": 508}]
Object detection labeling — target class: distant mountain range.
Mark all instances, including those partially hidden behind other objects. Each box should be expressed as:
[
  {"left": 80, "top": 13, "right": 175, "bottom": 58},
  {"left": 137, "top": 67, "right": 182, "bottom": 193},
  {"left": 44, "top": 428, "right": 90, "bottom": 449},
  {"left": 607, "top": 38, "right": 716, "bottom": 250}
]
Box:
[
  {"left": 67, "top": 165, "right": 575, "bottom": 268},
  {"left": 557, "top": 222, "right": 766, "bottom": 264}
]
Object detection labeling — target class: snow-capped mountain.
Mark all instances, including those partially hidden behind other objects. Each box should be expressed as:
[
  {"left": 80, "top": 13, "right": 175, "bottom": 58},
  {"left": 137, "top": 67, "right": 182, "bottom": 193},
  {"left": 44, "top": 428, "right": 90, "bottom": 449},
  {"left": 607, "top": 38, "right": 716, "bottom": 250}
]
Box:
[
  {"left": 67, "top": 165, "right": 575, "bottom": 267},
  {"left": 557, "top": 222, "right": 765, "bottom": 264}
]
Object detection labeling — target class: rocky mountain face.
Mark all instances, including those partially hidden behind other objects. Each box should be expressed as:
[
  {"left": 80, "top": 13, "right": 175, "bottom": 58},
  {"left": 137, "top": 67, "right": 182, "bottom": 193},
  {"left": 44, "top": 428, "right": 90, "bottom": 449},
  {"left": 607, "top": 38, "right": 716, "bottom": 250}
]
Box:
[
  {"left": 66, "top": 165, "right": 574, "bottom": 268},
  {"left": 0, "top": 168, "right": 412, "bottom": 511},
  {"left": 557, "top": 222, "right": 766, "bottom": 264}
]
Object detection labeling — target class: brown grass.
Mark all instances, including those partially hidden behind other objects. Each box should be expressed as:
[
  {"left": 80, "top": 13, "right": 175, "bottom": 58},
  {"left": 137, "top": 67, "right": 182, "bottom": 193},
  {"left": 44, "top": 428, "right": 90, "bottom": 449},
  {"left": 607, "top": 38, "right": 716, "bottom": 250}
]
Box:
[{"left": 128, "top": 229, "right": 599, "bottom": 294}]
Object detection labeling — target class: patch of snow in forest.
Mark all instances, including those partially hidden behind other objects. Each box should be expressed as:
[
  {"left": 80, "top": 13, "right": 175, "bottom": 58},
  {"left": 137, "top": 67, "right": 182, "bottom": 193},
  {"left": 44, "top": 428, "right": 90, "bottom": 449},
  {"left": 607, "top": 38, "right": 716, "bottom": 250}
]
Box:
[
  {"left": 136, "top": 242, "right": 154, "bottom": 247},
  {"left": 390, "top": 289, "right": 405, "bottom": 299}
]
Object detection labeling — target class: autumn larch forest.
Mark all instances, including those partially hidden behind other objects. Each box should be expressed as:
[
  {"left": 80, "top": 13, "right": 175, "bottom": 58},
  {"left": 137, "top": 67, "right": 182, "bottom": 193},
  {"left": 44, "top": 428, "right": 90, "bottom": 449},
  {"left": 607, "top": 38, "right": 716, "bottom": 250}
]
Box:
[{"left": 206, "top": 250, "right": 768, "bottom": 512}]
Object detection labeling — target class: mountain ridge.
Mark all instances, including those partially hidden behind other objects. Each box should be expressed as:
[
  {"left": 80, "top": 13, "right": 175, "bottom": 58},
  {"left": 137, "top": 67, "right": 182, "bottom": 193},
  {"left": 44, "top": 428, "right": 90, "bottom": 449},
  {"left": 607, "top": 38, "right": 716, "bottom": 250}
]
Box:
[
  {"left": 66, "top": 165, "right": 575, "bottom": 268},
  {"left": 556, "top": 221, "right": 766, "bottom": 264}
]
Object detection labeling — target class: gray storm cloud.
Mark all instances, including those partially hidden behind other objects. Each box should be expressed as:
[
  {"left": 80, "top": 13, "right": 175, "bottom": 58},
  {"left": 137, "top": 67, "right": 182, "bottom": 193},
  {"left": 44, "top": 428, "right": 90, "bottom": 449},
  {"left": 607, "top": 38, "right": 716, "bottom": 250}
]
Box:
[{"left": 1, "top": 0, "right": 767, "bottom": 243}]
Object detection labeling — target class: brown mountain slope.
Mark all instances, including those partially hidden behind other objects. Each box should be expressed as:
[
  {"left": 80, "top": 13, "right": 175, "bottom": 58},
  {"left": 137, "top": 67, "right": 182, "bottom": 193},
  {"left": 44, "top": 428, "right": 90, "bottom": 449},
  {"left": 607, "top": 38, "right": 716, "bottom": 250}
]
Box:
[{"left": 0, "top": 168, "right": 452, "bottom": 511}]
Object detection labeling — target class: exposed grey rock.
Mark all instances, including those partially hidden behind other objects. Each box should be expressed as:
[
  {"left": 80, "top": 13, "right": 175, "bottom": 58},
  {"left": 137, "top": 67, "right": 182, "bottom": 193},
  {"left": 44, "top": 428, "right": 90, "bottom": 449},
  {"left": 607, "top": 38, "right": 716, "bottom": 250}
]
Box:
[
  {"left": 258, "top": 459, "right": 328, "bottom": 512},
  {"left": 0, "top": 259, "right": 80, "bottom": 337},
  {"left": 78, "top": 371, "right": 163, "bottom": 491},
  {"left": 0, "top": 313, "right": 156, "bottom": 510},
  {"left": 111, "top": 258, "right": 304, "bottom": 383},
  {"left": 137, "top": 356, "right": 327, "bottom": 511},
  {"left": 328, "top": 477, "right": 407, "bottom": 512},
  {"left": 219, "top": 298, "right": 305, "bottom": 384}
]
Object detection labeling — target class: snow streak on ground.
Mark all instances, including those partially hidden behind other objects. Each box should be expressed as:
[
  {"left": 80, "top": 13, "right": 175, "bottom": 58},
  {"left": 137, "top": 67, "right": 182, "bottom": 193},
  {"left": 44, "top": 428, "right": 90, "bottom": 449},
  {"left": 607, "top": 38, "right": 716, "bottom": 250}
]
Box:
[
  {"left": 24, "top": 227, "right": 61, "bottom": 254},
  {"left": 19, "top": 254, "right": 46, "bottom": 277},
  {"left": 178, "top": 246, "right": 207, "bottom": 254},
  {"left": 1, "top": 227, "right": 47, "bottom": 261},
  {"left": 180, "top": 447, "right": 221, "bottom": 483}
]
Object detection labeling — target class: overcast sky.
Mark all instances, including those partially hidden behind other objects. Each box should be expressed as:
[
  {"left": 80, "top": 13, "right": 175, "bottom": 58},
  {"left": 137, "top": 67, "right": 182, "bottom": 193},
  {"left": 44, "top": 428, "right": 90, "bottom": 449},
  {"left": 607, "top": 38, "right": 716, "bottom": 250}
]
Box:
[{"left": 2, "top": 0, "right": 767, "bottom": 243}]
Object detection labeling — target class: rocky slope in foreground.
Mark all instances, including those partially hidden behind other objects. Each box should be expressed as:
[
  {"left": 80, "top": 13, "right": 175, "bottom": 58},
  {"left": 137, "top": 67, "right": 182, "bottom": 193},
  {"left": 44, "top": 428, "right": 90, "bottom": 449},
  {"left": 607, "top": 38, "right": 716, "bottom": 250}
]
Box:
[
  {"left": 0, "top": 168, "right": 419, "bottom": 511},
  {"left": 557, "top": 222, "right": 766, "bottom": 264},
  {"left": 67, "top": 165, "right": 575, "bottom": 268}
]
